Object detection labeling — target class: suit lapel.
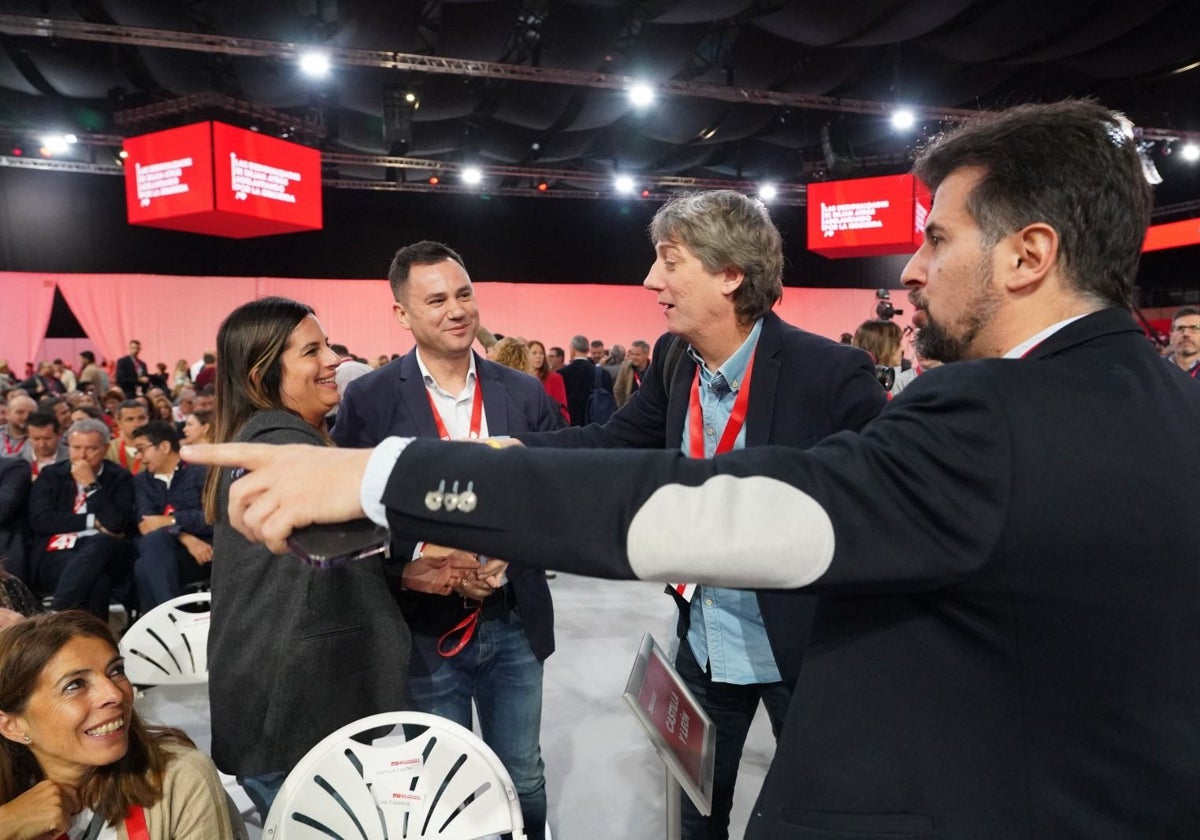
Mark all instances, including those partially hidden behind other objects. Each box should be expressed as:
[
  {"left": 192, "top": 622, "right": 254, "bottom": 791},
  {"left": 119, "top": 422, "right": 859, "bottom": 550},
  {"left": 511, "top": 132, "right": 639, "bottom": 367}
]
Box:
[
  {"left": 745, "top": 313, "right": 782, "bottom": 448},
  {"left": 477, "top": 357, "right": 511, "bottom": 437},
  {"left": 396, "top": 352, "right": 440, "bottom": 438}
]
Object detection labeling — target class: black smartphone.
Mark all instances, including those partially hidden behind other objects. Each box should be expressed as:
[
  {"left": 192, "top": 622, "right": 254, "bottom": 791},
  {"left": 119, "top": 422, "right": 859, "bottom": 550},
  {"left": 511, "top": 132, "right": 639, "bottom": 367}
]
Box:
[{"left": 287, "top": 519, "right": 390, "bottom": 569}]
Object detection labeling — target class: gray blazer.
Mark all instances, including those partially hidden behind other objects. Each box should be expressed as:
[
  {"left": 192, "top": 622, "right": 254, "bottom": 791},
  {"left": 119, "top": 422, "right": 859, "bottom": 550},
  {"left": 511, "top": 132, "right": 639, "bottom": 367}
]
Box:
[{"left": 207, "top": 409, "right": 413, "bottom": 776}]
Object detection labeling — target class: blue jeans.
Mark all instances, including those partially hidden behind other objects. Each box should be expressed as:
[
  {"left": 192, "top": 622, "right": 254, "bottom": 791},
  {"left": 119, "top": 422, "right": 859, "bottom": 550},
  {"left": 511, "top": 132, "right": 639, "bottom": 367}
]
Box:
[
  {"left": 409, "top": 607, "right": 546, "bottom": 840},
  {"left": 674, "top": 639, "right": 792, "bottom": 840},
  {"left": 238, "top": 770, "right": 288, "bottom": 823}
]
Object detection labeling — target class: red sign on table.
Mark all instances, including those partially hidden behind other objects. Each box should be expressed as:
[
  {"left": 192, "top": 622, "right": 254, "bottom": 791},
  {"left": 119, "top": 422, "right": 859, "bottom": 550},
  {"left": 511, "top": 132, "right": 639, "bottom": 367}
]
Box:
[
  {"left": 807, "top": 173, "right": 930, "bottom": 258},
  {"left": 123, "top": 121, "right": 322, "bottom": 238}
]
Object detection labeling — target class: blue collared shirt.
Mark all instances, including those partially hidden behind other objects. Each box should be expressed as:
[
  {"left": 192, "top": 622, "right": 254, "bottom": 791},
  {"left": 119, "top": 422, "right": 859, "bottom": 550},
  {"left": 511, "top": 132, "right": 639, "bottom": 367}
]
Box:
[{"left": 680, "top": 319, "right": 781, "bottom": 685}]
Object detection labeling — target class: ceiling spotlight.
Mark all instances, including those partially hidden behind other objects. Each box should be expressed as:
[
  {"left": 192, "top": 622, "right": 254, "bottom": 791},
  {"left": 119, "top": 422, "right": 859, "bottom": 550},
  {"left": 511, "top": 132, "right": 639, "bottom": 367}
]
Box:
[
  {"left": 891, "top": 108, "right": 916, "bottom": 130},
  {"left": 299, "top": 51, "right": 331, "bottom": 78},
  {"left": 1181, "top": 143, "right": 1200, "bottom": 162},
  {"left": 536, "top": 181, "right": 549, "bottom": 192},
  {"left": 614, "top": 174, "right": 635, "bottom": 194},
  {"left": 627, "top": 83, "right": 655, "bottom": 108},
  {"left": 63, "top": 133, "right": 78, "bottom": 145},
  {"left": 758, "top": 183, "right": 778, "bottom": 201},
  {"left": 641, "top": 189, "right": 651, "bottom": 198},
  {"left": 404, "top": 91, "right": 417, "bottom": 104},
  {"left": 428, "top": 176, "right": 440, "bottom": 185},
  {"left": 40, "top": 134, "right": 70, "bottom": 154},
  {"left": 462, "top": 166, "right": 483, "bottom": 185}
]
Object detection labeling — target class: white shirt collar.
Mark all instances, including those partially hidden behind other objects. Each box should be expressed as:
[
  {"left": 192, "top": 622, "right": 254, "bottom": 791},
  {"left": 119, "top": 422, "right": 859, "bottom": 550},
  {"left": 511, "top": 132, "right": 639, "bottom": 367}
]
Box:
[{"left": 1003, "top": 314, "right": 1089, "bottom": 359}]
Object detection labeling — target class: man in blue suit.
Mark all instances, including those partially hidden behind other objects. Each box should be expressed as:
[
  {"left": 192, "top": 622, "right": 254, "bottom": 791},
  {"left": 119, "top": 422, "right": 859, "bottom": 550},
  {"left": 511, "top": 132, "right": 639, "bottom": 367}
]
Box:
[{"left": 332, "top": 240, "right": 561, "bottom": 840}]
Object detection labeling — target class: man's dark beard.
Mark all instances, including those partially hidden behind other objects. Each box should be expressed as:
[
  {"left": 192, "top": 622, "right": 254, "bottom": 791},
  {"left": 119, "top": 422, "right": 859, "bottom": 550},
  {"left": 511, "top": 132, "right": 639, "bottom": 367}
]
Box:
[
  {"left": 914, "top": 316, "right": 969, "bottom": 363},
  {"left": 912, "top": 253, "right": 999, "bottom": 363}
]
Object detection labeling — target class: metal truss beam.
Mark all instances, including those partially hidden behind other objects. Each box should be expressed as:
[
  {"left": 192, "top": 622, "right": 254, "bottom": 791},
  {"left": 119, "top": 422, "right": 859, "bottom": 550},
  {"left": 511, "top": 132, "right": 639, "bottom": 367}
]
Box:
[{"left": 6, "top": 11, "right": 1195, "bottom": 143}]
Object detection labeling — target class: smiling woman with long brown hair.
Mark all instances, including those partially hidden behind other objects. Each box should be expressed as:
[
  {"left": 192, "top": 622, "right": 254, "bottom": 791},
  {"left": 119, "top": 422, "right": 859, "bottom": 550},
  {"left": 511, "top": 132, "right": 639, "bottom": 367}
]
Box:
[
  {"left": 200, "top": 296, "right": 413, "bottom": 822},
  {"left": 0, "top": 611, "right": 242, "bottom": 839}
]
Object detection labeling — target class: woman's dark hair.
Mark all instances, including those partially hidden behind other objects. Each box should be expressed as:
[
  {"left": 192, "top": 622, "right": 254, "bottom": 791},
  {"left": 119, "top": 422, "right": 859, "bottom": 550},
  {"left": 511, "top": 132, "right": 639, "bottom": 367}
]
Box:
[
  {"left": 202, "top": 296, "right": 315, "bottom": 520},
  {"left": 0, "top": 612, "right": 192, "bottom": 825}
]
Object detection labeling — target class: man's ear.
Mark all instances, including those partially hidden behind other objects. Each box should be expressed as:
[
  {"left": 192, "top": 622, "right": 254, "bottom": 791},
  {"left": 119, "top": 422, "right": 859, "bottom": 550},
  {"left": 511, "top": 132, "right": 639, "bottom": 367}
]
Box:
[
  {"left": 393, "top": 301, "right": 411, "bottom": 331},
  {"left": 720, "top": 266, "right": 746, "bottom": 297},
  {"left": 1004, "top": 222, "right": 1058, "bottom": 292}
]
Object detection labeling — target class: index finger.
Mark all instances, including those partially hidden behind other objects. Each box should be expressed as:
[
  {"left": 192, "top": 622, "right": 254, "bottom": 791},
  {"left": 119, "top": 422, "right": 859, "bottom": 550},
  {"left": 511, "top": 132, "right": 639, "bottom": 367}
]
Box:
[{"left": 181, "top": 442, "right": 280, "bottom": 470}]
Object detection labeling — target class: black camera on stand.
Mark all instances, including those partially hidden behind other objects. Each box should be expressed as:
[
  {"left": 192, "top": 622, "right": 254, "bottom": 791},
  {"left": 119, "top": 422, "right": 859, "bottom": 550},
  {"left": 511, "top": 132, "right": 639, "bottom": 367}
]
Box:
[{"left": 875, "top": 288, "right": 903, "bottom": 321}]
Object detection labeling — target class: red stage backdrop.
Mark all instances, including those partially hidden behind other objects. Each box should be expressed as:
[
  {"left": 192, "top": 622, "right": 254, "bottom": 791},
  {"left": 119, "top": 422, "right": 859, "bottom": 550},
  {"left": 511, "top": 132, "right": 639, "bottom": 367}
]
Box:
[
  {"left": 807, "top": 174, "right": 930, "bottom": 259},
  {"left": 2, "top": 273, "right": 911, "bottom": 371},
  {"left": 123, "top": 121, "right": 322, "bottom": 238}
]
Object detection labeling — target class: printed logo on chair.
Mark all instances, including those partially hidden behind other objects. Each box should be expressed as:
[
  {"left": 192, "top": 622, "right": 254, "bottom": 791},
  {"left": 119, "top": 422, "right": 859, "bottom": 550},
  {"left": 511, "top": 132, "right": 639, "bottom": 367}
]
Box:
[
  {"left": 362, "top": 750, "right": 423, "bottom": 781},
  {"left": 373, "top": 789, "right": 425, "bottom": 809}
]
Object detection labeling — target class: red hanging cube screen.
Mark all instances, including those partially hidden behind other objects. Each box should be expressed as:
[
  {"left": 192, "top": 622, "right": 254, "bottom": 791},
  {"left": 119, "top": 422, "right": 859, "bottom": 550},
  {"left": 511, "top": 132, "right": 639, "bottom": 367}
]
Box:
[
  {"left": 807, "top": 173, "right": 930, "bottom": 259},
  {"left": 123, "top": 121, "right": 322, "bottom": 238}
]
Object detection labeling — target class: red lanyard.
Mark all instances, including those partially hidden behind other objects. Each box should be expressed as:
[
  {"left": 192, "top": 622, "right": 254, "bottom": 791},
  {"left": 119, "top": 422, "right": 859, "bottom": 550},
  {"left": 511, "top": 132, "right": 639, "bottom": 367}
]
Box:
[
  {"left": 687, "top": 352, "right": 756, "bottom": 458},
  {"left": 438, "top": 608, "right": 481, "bottom": 657},
  {"left": 126, "top": 805, "right": 149, "bottom": 840},
  {"left": 73, "top": 482, "right": 88, "bottom": 513},
  {"left": 2, "top": 434, "right": 23, "bottom": 455},
  {"left": 425, "top": 380, "right": 484, "bottom": 441}
]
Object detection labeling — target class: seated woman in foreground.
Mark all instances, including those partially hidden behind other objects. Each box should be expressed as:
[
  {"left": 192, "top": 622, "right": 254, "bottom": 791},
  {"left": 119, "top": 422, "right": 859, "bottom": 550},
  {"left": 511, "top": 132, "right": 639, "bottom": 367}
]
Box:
[{"left": 0, "top": 611, "right": 244, "bottom": 840}]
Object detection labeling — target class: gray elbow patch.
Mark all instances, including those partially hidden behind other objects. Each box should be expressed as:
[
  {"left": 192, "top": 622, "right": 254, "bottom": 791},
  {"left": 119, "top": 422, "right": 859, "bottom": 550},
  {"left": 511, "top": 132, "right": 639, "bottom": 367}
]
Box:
[{"left": 626, "top": 475, "right": 834, "bottom": 588}]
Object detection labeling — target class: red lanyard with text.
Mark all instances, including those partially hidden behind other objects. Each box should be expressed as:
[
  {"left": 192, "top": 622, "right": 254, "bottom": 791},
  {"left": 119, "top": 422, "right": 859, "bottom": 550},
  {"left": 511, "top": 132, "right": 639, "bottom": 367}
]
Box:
[
  {"left": 2, "top": 434, "right": 22, "bottom": 456},
  {"left": 425, "top": 381, "right": 484, "bottom": 441},
  {"left": 687, "top": 351, "right": 756, "bottom": 458}
]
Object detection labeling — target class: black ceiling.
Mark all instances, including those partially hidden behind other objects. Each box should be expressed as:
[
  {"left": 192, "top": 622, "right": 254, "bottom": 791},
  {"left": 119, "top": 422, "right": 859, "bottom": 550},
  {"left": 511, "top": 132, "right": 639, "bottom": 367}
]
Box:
[{"left": 1, "top": 1, "right": 1198, "bottom": 300}]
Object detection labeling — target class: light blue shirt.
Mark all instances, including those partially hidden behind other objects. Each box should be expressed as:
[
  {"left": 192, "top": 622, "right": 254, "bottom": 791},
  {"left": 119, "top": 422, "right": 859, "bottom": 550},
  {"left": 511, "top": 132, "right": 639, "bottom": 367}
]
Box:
[{"left": 681, "top": 319, "right": 782, "bottom": 685}]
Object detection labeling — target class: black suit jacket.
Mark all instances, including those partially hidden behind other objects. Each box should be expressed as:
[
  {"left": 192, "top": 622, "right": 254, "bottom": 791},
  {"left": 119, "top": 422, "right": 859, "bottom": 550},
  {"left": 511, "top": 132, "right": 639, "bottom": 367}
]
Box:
[
  {"left": 334, "top": 350, "right": 562, "bottom": 674},
  {"left": 556, "top": 357, "right": 612, "bottom": 427},
  {"left": 0, "top": 456, "right": 31, "bottom": 582},
  {"left": 379, "top": 308, "right": 1200, "bottom": 838},
  {"left": 517, "top": 312, "right": 885, "bottom": 683},
  {"left": 28, "top": 460, "right": 134, "bottom": 540},
  {"left": 115, "top": 354, "right": 147, "bottom": 396}
]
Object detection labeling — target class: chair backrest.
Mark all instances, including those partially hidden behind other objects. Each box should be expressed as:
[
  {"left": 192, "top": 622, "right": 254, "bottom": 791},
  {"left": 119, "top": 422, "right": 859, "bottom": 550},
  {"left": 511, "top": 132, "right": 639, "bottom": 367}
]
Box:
[
  {"left": 119, "top": 591, "right": 211, "bottom": 685},
  {"left": 263, "top": 711, "right": 526, "bottom": 840}
]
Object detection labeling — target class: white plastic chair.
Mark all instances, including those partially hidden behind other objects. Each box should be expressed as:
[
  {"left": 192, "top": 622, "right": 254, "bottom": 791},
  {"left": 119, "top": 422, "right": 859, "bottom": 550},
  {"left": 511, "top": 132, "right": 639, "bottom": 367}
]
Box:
[
  {"left": 119, "top": 590, "right": 211, "bottom": 685},
  {"left": 263, "top": 711, "right": 526, "bottom": 840}
]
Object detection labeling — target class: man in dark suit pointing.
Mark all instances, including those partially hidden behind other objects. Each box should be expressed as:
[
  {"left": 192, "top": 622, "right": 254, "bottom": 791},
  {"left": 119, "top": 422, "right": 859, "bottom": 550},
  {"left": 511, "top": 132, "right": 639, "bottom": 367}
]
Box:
[{"left": 188, "top": 100, "right": 1200, "bottom": 839}]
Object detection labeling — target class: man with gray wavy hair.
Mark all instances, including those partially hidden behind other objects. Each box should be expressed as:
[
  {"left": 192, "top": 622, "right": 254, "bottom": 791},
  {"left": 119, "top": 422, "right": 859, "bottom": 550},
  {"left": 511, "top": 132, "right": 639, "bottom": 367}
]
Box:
[{"left": 515, "top": 188, "right": 884, "bottom": 839}]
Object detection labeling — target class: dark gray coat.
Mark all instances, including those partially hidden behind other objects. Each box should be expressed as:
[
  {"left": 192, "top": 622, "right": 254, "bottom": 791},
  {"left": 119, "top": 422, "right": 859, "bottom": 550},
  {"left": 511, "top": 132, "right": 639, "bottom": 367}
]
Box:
[{"left": 207, "top": 409, "right": 412, "bottom": 776}]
